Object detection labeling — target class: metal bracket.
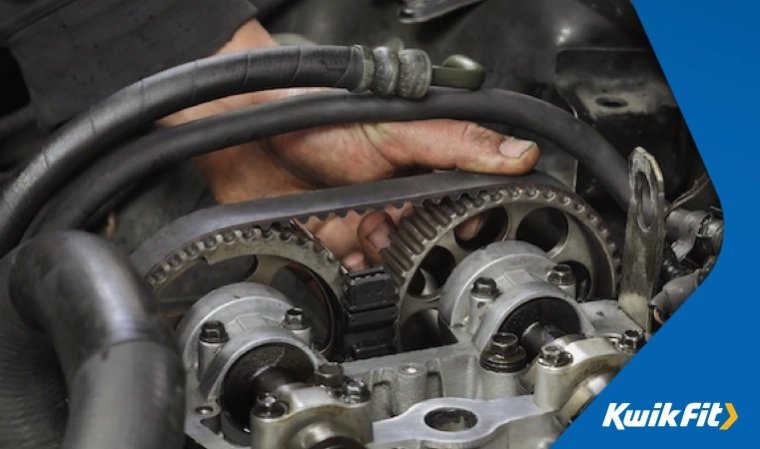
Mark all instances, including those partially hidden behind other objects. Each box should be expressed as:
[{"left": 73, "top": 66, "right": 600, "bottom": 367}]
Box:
[
  {"left": 431, "top": 55, "right": 487, "bottom": 90},
  {"left": 619, "top": 148, "right": 666, "bottom": 332},
  {"left": 399, "top": 0, "right": 487, "bottom": 23}
]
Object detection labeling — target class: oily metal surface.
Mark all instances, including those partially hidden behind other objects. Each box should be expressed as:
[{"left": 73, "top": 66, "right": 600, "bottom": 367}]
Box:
[
  {"left": 619, "top": 148, "right": 666, "bottom": 332},
  {"left": 382, "top": 183, "right": 621, "bottom": 331}
]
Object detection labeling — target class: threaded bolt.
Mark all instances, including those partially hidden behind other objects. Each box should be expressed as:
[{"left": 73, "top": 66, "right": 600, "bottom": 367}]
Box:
[
  {"left": 471, "top": 277, "right": 498, "bottom": 298},
  {"left": 548, "top": 264, "right": 575, "bottom": 286},
  {"left": 537, "top": 345, "right": 572, "bottom": 367},
  {"left": 480, "top": 332, "right": 527, "bottom": 373},
  {"left": 252, "top": 393, "right": 288, "bottom": 419},
  {"left": 200, "top": 321, "right": 229, "bottom": 344},
  {"left": 342, "top": 378, "right": 371, "bottom": 404},
  {"left": 282, "top": 308, "right": 310, "bottom": 331},
  {"left": 617, "top": 329, "right": 646, "bottom": 352}
]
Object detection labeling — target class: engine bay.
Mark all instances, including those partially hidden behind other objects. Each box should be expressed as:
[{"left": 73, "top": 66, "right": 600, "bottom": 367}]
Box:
[{"left": 0, "top": 1, "right": 722, "bottom": 448}]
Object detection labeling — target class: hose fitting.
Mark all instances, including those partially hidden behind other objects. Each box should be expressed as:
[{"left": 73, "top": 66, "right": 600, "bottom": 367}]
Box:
[{"left": 352, "top": 45, "right": 486, "bottom": 99}]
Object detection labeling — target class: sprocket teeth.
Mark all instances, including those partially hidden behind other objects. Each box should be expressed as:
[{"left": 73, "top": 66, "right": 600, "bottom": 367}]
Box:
[
  {"left": 384, "top": 243, "right": 414, "bottom": 271},
  {"left": 457, "top": 196, "right": 475, "bottom": 213},
  {"left": 146, "top": 175, "right": 621, "bottom": 350},
  {"left": 489, "top": 191, "right": 504, "bottom": 202},
  {"left": 389, "top": 233, "right": 419, "bottom": 258},
  {"left": 396, "top": 223, "right": 427, "bottom": 252},
  {"left": 422, "top": 201, "right": 451, "bottom": 226},
  {"left": 406, "top": 212, "right": 438, "bottom": 240},
  {"left": 381, "top": 247, "right": 409, "bottom": 279}
]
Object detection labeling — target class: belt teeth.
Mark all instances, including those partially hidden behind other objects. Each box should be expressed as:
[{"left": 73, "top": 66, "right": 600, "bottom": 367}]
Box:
[{"left": 146, "top": 175, "right": 621, "bottom": 352}]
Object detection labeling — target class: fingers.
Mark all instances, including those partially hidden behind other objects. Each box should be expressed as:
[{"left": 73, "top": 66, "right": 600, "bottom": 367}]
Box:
[
  {"left": 342, "top": 252, "right": 369, "bottom": 272},
  {"left": 454, "top": 213, "right": 488, "bottom": 241},
  {"left": 362, "top": 120, "right": 540, "bottom": 176},
  {"left": 357, "top": 211, "right": 395, "bottom": 266},
  {"left": 305, "top": 212, "right": 364, "bottom": 259}
]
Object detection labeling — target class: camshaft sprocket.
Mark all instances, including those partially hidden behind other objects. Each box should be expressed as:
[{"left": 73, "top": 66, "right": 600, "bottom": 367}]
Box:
[
  {"left": 146, "top": 222, "right": 345, "bottom": 353},
  {"left": 134, "top": 171, "right": 620, "bottom": 351},
  {"left": 381, "top": 184, "right": 621, "bottom": 336}
]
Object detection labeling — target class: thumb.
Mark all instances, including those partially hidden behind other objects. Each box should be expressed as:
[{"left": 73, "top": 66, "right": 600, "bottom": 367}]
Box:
[{"left": 363, "top": 120, "right": 540, "bottom": 175}]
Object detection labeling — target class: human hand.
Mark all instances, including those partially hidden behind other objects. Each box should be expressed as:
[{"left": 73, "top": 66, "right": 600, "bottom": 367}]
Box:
[{"left": 161, "top": 20, "right": 540, "bottom": 271}]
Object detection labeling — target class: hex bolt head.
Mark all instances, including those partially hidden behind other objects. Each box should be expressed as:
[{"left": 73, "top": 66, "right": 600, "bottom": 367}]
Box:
[
  {"left": 471, "top": 277, "right": 498, "bottom": 298},
  {"left": 314, "top": 362, "right": 345, "bottom": 388},
  {"left": 199, "top": 321, "right": 229, "bottom": 344},
  {"left": 480, "top": 332, "right": 527, "bottom": 373},
  {"left": 537, "top": 345, "right": 573, "bottom": 368},
  {"left": 548, "top": 264, "right": 575, "bottom": 286},
  {"left": 617, "top": 329, "right": 646, "bottom": 352},
  {"left": 342, "top": 378, "right": 371, "bottom": 404},
  {"left": 252, "top": 393, "right": 288, "bottom": 419},
  {"left": 282, "top": 308, "right": 310, "bottom": 331}
]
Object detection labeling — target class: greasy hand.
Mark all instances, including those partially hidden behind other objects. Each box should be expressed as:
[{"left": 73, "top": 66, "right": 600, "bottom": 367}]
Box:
[{"left": 161, "top": 20, "right": 540, "bottom": 271}]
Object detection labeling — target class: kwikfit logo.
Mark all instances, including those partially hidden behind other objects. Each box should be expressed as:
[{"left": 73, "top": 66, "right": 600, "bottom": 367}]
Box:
[{"left": 602, "top": 403, "right": 738, "bottom": 430}]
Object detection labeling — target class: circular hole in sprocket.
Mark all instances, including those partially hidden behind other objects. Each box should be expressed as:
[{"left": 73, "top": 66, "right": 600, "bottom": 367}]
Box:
[
  {"left": 515, "top": 208, "right": 569, "bottom": 253},
  {"left": 454, "top": 207, "right": 509, "bottom": 251},
  {"left": 407, "top": 246, "right": 456, "bottom": 298}
]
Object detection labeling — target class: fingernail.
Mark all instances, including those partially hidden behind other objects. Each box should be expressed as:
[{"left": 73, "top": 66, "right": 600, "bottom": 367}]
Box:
[
  {"left": 499, "top": 138, "right": 536, "bottom": 159},
  {"left": 343, "top": 252, "right": 368, "bottom": 272},
  {"left": 402, "top": 207, "right": 416, "bottom": 218},
  {"left": 368, "top": 220, "right": 392, "bottom": 250}
]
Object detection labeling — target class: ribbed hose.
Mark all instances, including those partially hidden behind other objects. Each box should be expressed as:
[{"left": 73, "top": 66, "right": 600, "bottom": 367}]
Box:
[
  {"left": 32, "top": 89, "right": 631, "bottom": 235},
  {"left": 0, "top": 231, "right": 185, "bottom": 449},
  {"left": 0, "top": 44, "right": 424, "bottom": 256}
]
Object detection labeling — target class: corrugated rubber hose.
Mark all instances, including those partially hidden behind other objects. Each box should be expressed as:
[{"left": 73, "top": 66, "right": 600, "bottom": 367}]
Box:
[
  {"left": 0, "top": 231, "right": 185, "bottom": 449},
  {"left": 0, "top": 44, "right": 436, "bottom": 256}
]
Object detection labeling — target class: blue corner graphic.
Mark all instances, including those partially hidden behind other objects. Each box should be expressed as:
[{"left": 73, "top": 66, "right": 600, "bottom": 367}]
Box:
[{"left": 555, "top": 1, "right": 759, "bottom": 447}]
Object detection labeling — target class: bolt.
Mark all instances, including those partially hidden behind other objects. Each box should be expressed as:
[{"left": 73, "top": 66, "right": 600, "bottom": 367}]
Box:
[
  {"left": 490, "top": 332, "right": 520, "bottom": 355},
  {"left": 281, "top": 308, "right": 310, "bottom": 331},
  {"left": 314, "top": 363, "right": 345, "bottom": 388},
  {"left": 480, "top": 332, "right": 527, "bottom": 373},
  {"left": 548, "top": 264, "right": 575, "bottom": 286},
  {"left": 200, "top": 321, "right": 228, "bottom": 344},
  {"left": 252, "top": 393, "right": 288, "bottom": 419},
  {"left": 617, "top": 329, "right": 646, "bottom": 352},
  {"left": 342, "top": 378, "right": 371, "bottom": 404},
  {"left": 537, "top": 345, "right": 572, "bottom": 367},
  {"left": 471, "top": 277, "right": 498, "bottom": 298},
  {"left": 398, "top": 5, "right": 417, "bottom": 18}
]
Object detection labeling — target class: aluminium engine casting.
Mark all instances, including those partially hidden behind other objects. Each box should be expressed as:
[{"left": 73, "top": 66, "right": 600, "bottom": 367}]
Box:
[{"left": 176, "top": 240, "right": 641, "bottom": 449}]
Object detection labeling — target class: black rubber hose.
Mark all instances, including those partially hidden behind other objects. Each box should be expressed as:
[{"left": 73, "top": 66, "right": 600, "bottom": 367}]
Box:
[
  {"left": 0, "top": 231, "right": 185, "bottom": 449},
  {"left": 0, "top": 45, "right": 375, "bottom": 256},
  {"left": 32, "top": 89, "right": 630, "bottom": 235}
]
